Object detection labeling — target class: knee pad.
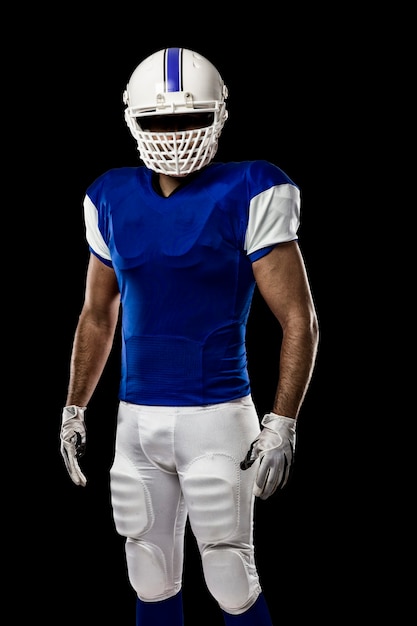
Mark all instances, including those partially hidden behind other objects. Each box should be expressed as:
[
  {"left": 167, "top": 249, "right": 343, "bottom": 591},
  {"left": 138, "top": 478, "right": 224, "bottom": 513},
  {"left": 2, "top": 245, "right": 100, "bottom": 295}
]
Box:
[
  {"left": 126, "top": 538, "right": 180, "bottom": 601},
  {"left": 110, "top": 451, "right": 153, "bottom": 538},
  {"left": 202, "top": 547, "right": 261, "bottom": 614}
]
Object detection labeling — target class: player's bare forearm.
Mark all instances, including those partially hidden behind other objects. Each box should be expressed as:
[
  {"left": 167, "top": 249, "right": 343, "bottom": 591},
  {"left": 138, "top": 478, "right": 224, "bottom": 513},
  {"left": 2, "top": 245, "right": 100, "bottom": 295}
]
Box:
[
  {"left": 252, "top": 242, "right": 319, "bottom": 419},
  {"left": 66, "top": 308, "right": 119, "bottom": 407},
  {"left": 272, "top": 317, "right": 319, "bottom": 419}
]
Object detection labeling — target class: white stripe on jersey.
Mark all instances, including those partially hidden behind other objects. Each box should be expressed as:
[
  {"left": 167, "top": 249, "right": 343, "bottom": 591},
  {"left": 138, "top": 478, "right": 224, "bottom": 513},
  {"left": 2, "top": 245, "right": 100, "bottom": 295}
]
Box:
[
  {"left": 245, "top": 183, "right": 300, "bottom": 256},
  {"left": 84, "top": 194, "right": 112, "bottom": 261}
]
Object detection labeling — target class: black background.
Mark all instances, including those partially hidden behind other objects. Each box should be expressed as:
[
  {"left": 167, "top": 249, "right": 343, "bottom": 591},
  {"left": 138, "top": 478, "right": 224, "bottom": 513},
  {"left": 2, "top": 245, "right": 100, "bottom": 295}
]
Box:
[{"left": 14, "top": 9, "right": 362, "bottom": 625}]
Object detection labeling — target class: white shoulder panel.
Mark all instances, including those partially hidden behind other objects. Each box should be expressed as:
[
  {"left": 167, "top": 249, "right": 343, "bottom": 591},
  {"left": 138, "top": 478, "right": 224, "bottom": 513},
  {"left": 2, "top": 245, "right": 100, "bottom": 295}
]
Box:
[
  {"left": 83, "top": 194, "right": 112, "bottom": 261},
  {"left": 245, "top": 183, "right": 301, "bottom": 255}
]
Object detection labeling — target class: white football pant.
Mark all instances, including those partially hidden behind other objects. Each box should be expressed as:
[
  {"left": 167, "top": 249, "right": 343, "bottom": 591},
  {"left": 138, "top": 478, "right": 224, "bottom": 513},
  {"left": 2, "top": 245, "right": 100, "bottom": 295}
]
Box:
[{"left": 110, "top": 395, "right": 263, "bottom": 615}]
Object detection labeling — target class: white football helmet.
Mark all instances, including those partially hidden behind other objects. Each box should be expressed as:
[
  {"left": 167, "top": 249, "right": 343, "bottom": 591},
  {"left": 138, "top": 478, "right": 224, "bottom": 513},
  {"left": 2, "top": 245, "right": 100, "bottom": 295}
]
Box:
[{"left": 123, "top": 48, "right": 229, "bottom": 176}]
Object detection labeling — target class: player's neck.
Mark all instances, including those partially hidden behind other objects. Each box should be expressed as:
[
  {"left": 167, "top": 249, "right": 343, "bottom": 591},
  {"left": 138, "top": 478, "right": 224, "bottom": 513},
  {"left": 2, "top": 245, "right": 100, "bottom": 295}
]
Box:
[{"left": 157, "top": 173, "right": 186, "bottom": 197}]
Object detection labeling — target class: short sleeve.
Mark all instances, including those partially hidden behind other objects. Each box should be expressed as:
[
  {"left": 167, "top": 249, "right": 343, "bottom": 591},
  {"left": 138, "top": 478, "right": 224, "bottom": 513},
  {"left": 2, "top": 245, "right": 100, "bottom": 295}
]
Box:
[
  {"left": 83, "top": 194, "right": 112, "bottom": 263},
  {"left": 244, "top": 183, "right": 300, "bottom": 256}
]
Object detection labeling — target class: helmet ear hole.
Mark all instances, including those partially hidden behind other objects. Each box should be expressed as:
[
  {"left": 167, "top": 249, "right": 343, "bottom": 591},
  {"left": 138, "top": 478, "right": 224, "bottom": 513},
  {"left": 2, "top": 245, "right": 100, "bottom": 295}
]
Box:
[{"left": 123, "top": 47, "right": 228, "bottom": 175}]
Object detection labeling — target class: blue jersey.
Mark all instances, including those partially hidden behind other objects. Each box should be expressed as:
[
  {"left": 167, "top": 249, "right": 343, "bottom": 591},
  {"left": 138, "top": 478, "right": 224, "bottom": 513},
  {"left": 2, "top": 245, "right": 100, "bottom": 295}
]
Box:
[{"left": 84, "top": 160, "right": 300, "bottom": 406}]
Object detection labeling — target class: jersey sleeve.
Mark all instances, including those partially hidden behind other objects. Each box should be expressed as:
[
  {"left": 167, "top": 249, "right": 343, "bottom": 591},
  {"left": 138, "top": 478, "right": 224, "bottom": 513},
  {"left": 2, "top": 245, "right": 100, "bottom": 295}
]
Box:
[
  {"left": 244, "top": 183, "right": 300, "bottom": 260},
  {"left": 83, "top": 194, "right": 113, "bottom": 266}
]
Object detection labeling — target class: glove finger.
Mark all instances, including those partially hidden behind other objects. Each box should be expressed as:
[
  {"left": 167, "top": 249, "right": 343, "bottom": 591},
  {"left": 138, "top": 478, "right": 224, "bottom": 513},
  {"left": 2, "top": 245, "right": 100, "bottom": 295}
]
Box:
[
  {"left": 254, "top": 460, "right": 278, "bottom": 500},
  {"left": 276, "top": 451, "right": 292, "bottom": 490},
  {"left": 61, "top": 441, "right": 87, "bottom": 487},
  {"left": 256, "top": 452, "right": 294, "bottom": 499}
]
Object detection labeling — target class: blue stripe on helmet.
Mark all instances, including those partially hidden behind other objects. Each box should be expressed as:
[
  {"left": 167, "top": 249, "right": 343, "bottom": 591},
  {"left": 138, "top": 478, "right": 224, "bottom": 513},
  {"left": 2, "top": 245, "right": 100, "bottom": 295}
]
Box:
[{"left": 165, "top": 48, "right": 182, "bottom": 92}]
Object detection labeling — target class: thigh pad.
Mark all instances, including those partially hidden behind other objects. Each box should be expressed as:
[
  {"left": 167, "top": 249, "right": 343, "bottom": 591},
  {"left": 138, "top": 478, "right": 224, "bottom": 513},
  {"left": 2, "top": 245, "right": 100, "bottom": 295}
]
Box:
[
  {"left": 110, "top": 451, "right": 153, "bottom": 538},
  {"left": 183, "top": 454, "right": 238, "bottom": 543}
]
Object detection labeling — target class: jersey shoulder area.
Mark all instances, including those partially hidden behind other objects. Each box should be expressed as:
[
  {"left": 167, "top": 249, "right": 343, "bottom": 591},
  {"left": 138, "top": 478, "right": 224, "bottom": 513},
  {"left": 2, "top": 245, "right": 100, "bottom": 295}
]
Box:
[
  {"left": 86, "top": 166, "right": 150, "bottom": 198},
  {"left": 208, "top": 160, "right": 298, "bottom": 191}
]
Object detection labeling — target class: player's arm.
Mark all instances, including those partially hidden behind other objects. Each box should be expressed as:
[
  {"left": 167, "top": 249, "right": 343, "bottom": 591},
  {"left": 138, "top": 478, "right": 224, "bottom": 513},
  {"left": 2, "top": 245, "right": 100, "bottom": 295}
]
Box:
[
  {"left": 241, "top": 241, "right": 319, "bottom": 499},
  {"left": 60, "top": 253, "right": 120, "bottom": 486},
  {"left": 65, "top": 253, "right": 121, "bottom": 408},
  {"left": 253, "top": 240, "right": 319, "bottom": 419}
]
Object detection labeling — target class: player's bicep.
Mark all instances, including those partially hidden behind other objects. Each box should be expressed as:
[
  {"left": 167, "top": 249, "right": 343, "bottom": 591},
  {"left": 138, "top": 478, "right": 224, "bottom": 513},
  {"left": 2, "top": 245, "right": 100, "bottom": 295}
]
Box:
[
  {"left": 252, "top": 241, "right": 315, "bottom": 326},
  {"left": 84, "top": 254, "right": 120, "bottom": 325}
]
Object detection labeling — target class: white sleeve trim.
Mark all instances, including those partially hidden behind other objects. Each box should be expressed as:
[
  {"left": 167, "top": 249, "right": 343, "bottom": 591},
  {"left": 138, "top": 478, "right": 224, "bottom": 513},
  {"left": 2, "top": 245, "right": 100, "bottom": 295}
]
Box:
[
  {"left": 244, "top": 183, "right": 301, "bottom": 255},
  {"left": 83, "top": 194, "right": 112, "bottom": 261}
]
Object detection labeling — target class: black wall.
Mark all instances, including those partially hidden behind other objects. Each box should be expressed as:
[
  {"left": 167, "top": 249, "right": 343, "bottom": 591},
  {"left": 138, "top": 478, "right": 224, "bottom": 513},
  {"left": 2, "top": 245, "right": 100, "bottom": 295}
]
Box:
[{"left": 16, "top": 12, "right": 353, "bottom": 625}]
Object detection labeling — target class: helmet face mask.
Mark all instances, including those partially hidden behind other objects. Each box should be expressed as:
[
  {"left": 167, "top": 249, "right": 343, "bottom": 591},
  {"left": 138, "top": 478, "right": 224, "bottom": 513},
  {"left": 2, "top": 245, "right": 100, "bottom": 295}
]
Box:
[{"left": 123, "top": 48, "right": 228, "bottom": 176}]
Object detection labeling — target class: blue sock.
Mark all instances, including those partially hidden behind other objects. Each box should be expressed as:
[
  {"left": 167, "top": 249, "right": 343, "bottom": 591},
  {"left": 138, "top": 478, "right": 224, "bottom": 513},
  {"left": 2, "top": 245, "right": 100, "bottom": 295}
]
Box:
[
  {"left": 221, "top": 593, "right": 273, "bottom": 625},
  {"left": 136, "top": 591, "right": 184, "bottom": 626}
]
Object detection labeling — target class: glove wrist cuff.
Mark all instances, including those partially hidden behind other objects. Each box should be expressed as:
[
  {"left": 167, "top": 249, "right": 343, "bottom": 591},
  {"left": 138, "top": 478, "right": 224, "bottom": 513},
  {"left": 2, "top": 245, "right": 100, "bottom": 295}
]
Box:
[
  {"left": 261, "top": 413, "right": 296, "bottom": 432},
  {"left": 62, "top": 405, "right": 87, "bottom": 421},
  {"left": 64, "top": 405, "right": 87, "bottom": 410}
]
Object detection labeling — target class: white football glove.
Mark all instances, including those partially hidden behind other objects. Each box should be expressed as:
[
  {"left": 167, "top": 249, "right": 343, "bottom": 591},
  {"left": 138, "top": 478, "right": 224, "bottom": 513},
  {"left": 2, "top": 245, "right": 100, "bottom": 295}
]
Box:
[
  {"left": 60, "top": 405, "right": 87, "bottom": 487},
  {"left": 240, "top": 413, "right": 296, "bottom": 500}
]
